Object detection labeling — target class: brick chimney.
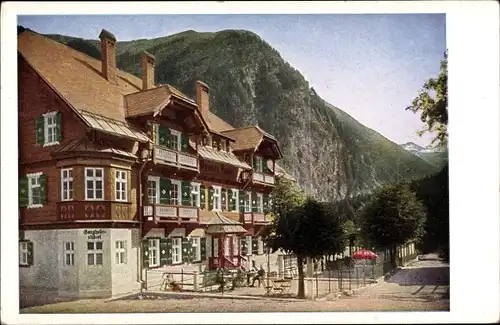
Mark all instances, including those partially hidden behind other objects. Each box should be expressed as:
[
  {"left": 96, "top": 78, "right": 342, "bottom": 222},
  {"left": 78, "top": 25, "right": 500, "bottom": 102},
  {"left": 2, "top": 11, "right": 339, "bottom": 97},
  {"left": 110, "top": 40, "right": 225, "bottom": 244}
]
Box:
[
  {"left": 195, "top": 80, "right": 210, "bottom": 113},
  {"left": 99, "top": 29, "right": 117, "bottom": 83},
  {"left": 141, "top": 51, "right": 155, "bottom": 90}
]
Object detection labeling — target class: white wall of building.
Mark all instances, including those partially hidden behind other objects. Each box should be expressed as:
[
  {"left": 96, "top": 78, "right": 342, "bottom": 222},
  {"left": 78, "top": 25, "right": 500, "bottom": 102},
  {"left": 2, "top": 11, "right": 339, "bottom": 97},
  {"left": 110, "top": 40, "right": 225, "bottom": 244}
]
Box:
[{"left": 19, "top": 228, "right": 142, "bottom": 298}]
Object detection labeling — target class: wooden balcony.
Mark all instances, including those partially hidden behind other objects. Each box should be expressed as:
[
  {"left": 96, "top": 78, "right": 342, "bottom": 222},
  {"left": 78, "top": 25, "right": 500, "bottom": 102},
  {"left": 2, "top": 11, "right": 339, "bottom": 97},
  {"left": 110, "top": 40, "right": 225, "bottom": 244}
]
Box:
[
  {"left": 241, "top": 212, "right": 268, "bottom": 225},
  {"left": 252, "top": 172, "right": 275, "bottom": 185},
  {"left": 57, "top": 201, "right": 135, "bottom": 221},
  {"left": 154, "top": 146, "right": 199, "bottom": 171},
  {"left": 142, "top": 204, "right": 199, "bottom": 224}
]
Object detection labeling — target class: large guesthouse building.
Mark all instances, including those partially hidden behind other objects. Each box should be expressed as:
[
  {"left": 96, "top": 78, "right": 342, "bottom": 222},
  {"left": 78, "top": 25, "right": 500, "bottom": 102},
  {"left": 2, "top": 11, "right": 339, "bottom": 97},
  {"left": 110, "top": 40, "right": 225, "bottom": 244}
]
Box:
[{"left": 18, "top": 29, "right": 293, "bottom": 298}]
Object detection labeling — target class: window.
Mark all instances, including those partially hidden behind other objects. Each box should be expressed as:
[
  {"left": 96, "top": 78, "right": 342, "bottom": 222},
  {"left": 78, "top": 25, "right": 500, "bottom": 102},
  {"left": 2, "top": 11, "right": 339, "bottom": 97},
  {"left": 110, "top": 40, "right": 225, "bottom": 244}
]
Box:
[
  {"left": 170, "top": 180, "right": 181, "bottom": 205},
  {"left": 64, "top": 241, "right": 75, "bottom": 266},
  {"left": 115, "top": 170, "right": 128, "bottom": 202},
  {"left": 147, "top": 176, "right": 159, "bottom": 204},
  {"left": 191, "top": 237, "right": 201, "bottom": 261},
  {"left": 244, "top": 192, "right": 252, "bottom": 213},
  {"left": 27, "top": 173, "right": 43, "bottom": 208},
  {"left": 85, "top": 168, "right": 104, "bottom": 200},
  {"left": 191, "top": 183, "right": 200, "bottom": 207},
  {"left": 224, "top": 237, "right": 231, "bottom": 256},
  {"left": 257, "top": 193, "right": 264, "bottom": 213},
  {"left": 19, "top": 241, "right": 29, "bottom": 266},
  {"left": 61, "top": 169, "right": 73, "bottom": 201},
  {"left": 212, "top": 186, "right": 221, "bottom": 211},
  {"left": 115, "top": 240, "right": 127, "bottom": 264},
  {"left": 171, "top": 237, "right": 182, "bottom": 264},
  {"left": 213, "top": 238, "right": 219, "bottom": 258},
  {"left": 87, "top": 241, "right": 103, "bottom": 265},
  {"left": 148, "top": 239, "right": 159, "bottom": 267},
  {"left": 169, "top": 130, "right": 181, "bottom": 151},
  {"left": 231, "top": 189, "right": 239, "bottom": 212},
  {"left": 220, "top": 140, "right": 226, "bottom": 152},
  {"left": 232, "top": 236, "right": 239, "bottom": 256},
  {"left": 45, "top": 112, "right": 58, "bottom": 145},
  {"left": 254, "top": 156, "right": 263, "bottom": 173}
]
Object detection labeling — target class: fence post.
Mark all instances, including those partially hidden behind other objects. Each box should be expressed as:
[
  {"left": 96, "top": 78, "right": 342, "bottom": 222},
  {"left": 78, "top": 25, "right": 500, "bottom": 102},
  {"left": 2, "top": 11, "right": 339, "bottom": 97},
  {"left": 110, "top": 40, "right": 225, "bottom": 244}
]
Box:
[
  {"left": 144, "top": 269, "right": 148, "bottom": 291},
  {"left": 181, "top": 269, "right": 184, "bottom": 290},
  {"left": 348, "top": 267, "right": 351, "bottom": 291},
  {"left": 315, "top": 271, "right": 318, "bottom": 299},
  {"left": 328, "top": 268, "right": 331, "bottom": 293},
  {"left": 193, "top": 271, "right": 199, "bottom": 291}
]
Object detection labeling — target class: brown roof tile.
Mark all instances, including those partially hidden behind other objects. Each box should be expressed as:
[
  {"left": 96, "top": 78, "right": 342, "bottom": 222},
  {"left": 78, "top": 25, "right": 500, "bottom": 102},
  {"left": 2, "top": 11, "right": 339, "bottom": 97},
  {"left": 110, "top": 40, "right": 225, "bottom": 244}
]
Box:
[
  {"left": 18, "top": 30, "right": 142, "bottom": 121},
  {"left": 125, "top": 86, "right": 173, "bottom": 117},
  {"left": 221, "top": 126, "right": 263, "bottom": 151}
]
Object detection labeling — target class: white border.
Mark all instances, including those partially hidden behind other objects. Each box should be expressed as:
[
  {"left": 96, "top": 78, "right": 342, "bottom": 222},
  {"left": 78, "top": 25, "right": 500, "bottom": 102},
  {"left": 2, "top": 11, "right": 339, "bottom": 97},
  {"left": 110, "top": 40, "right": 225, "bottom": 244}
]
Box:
[{"left": 2, "top": 1, "right": 499, "bottom": 324}]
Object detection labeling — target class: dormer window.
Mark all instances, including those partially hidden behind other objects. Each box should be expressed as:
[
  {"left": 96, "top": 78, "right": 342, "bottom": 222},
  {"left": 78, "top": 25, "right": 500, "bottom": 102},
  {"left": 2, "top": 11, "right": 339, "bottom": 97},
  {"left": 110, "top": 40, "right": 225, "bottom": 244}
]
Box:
[
  {"left": 212, "top": 138, "right": 219, "bottom": 150},
  {"left": 220, "top": 140, "right": 226, "bottom": 152},
  {"left": 253, "top": 156, "right": 263, "bottom": 173},
  {"left": 155, "top": 125, "right": 185, "bottom": 152}
]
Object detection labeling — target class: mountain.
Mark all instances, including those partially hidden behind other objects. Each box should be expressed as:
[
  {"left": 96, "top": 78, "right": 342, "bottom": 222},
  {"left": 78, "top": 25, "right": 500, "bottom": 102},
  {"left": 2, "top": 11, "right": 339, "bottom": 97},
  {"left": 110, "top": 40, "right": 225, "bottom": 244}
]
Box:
[
  {"left": 400, "top": 142, "right": 448, "bottom": 169},
  {"left": 25, "top": 27, "right": 439, "bottom": 200}
]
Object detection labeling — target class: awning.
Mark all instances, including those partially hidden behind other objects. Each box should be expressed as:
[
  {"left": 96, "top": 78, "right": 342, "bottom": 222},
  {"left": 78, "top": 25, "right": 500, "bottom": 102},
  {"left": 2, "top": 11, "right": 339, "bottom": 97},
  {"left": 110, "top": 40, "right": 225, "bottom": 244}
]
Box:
[
  {"left": 80, "top": 110, "right": 150, "bottom": 143},
  {"left": 187, "top": 228, "right": 205, "bottom": 237},
  {"left": 205, "top": 212, "right": 248, "bottom": 235},
  {"left": 193, "top": 142, "right": 251, "bottom": 170}
]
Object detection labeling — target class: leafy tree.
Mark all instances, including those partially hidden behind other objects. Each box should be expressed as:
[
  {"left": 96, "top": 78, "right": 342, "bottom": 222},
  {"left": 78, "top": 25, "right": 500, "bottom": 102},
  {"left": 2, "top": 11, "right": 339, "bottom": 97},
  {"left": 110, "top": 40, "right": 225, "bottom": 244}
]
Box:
[
  {"left": 406, "top": 52, "right": 448, "bottom": 148},
  {"left": 359, "top": 182, "right": 426, "bottom": 268},
  {"left": 267, "top": 198, "right": 345, "bottom": 298}
]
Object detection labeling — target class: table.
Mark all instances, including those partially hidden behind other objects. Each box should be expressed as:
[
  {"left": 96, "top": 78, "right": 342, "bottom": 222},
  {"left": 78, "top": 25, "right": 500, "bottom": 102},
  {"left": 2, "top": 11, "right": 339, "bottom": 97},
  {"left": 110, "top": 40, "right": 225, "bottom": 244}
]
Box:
[{"left": 265, "top": 279, "right": 292, "bottom": 297}]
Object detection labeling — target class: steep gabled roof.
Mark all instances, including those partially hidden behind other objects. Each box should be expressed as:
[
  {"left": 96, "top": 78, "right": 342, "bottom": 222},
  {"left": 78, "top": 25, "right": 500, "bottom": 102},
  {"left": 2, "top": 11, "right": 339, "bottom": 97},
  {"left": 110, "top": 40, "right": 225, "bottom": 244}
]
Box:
[{"left": 18, "top": 30, "right": 141, "bottom": 122}]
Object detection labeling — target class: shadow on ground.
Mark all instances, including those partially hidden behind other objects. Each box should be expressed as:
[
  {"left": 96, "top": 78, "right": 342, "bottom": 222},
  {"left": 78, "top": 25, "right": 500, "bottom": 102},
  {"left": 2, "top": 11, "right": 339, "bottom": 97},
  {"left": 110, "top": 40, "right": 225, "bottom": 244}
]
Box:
[{"left": 386, "top": 267, "right": 449, "bottom": 286}]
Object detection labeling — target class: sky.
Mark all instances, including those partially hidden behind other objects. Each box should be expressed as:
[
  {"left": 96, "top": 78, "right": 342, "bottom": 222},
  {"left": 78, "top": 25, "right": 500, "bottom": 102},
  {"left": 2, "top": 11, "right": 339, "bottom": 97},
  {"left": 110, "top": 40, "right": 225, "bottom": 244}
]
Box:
[{"left": 18, "top": 14, "right": 446, "bottom": 147}]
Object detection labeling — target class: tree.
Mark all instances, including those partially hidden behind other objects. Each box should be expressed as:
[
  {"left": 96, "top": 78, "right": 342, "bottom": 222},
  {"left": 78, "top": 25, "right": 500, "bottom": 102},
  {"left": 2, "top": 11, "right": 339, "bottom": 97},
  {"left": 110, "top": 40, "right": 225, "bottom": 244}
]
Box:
[
  {"left": 406, "top": 52, "right": 448, "bottom": 148},
  {"left": 359, "top": 182, "right": 426, "bottom": 268},
  {"left": 267, "top": 198, "right": 345, "bottom": 298}
]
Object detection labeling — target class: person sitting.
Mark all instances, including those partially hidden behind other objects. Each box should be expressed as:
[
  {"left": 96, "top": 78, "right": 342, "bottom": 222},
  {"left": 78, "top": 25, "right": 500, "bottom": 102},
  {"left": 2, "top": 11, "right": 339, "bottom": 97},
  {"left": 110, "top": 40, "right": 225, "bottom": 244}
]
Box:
[
  {"left": 251, "top": 265, "right": 266, "bottom": 287},
  {"left": 247, "top": 261, "right": 258, "bottom": 285}
]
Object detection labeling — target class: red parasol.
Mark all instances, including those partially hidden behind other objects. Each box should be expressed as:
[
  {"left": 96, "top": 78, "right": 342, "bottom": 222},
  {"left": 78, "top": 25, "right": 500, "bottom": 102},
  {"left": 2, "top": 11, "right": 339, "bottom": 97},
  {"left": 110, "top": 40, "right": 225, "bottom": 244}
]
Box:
[{"left": 351, "top": 249, "right": 378, "bottom": 260}]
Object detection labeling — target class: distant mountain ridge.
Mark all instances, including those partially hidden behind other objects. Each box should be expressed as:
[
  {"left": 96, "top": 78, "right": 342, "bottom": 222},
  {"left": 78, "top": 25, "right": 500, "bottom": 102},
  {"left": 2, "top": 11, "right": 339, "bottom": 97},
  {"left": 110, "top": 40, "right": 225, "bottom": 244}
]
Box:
[
  {"left": 400, "top": 142, "right": 448, "bottom": 169},
  {"left": 19, "top": 26, "right": 440, "bottom": 200}
]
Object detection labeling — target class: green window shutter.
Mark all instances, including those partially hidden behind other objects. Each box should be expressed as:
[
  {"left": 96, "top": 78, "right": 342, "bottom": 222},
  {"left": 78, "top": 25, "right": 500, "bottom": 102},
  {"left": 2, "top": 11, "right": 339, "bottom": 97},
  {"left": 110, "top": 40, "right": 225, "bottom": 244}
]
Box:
[
  {"left": 200, "top": 237, "right": 207, "bottom": 261},
  {"left": 241, "top": 237, "right": 248, "bottom": 255},
  {"left": 252, "top": 192, "right": 258, "bottom": 212},
  {"left": 265, "top": 159, "right": 272, "bottom": 173},
  {"left": 19, "top": 176, "right": 29, "bottom": 208},
  {"left": 182, "top": 237, "right": 191, "bottom": 263},
  {"left": 181, "top": 181, "right": 191, "bottom": 206},
  {"left": 165, "top": 238, "right": 173, "bottom": 265},
  {"left": 200, "top": 185, "right": 206, "bottom": 210},
  {"left": 239, "top": 190, "right": 245, "bottom": 212},
  {"left": 160, "top": 238, "right": 169, "bottom": 267},
  {"left": 252, "top": 236, "right": 259, "bottom": 255},
  {"left": 221, "top": 188, "right": 227, "bottom": 211},
  {"left": 158, "top": 126, "right": 170, "bottom": 147},
  {"left": 263, "top": 193, "right": 270, "bottom": 214},
  {"left": 55, "top": 112, "right": 62, "bottom": 142},
  {"left": 208, "top": 187, "right": 214, "bottom": 211},
  {"left": 252, "top": 156, "right": 257, "bottom": 169},
  {"left": 27, "top": 241, "right": 34, "bottom": 266},
  {"left": 153, "top": 124, "right": 159, "bottom": 144},
  {"left": 39, "top": 174, "right": 47, "bottom": 205},
  {"left": 159, "top": 178, "right": 171, "bottom": 204},
  {"left": 181, "top": 133, "right": 190, "bottom": 152},
  {"left": 228, "top": 189, "right": 235, "bottom": 211},
  {"left": 35, "top": 115, "right": 45, "bottom": 145},
  {"left": 142, "top": 240, "right": 150, "bottom": 269}
]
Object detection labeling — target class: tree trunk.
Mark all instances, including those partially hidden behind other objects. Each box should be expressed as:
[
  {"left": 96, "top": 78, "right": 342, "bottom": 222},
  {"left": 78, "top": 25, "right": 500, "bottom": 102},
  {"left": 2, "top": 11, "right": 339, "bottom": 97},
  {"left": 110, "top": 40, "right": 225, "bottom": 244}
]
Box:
[
  {"left": 296, "top": 255, "right": 305, "bottom": 299},
  {"left": 390, "top": 245, "right": 398, "bottom": 269}
]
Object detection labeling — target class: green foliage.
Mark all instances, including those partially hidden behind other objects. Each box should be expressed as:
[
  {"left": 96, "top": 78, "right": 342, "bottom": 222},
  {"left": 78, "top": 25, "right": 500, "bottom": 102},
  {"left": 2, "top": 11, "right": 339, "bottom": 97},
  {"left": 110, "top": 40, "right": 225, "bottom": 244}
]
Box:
[
  {"left": 406, "top": 52, "right": 448, "bottom": 148},
  {"left": 359, "top": 182, "right": 426, "bottom": 266},
  {"left": 270, "top": 177, "right": 307, "bottom": 217},
  {"left": 267, "top": 197, "right": 345, "bottom": 298},
  {"left": 410, "top": 164, "right": 449, "bottom": 260}
]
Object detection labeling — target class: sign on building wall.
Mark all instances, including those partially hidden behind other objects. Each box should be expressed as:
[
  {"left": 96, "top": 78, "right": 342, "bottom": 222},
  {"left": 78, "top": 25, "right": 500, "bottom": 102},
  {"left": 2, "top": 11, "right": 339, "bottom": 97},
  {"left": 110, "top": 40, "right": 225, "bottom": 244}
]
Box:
[{"left": 83, "top": 229, "right": 106, "bottom": 240}]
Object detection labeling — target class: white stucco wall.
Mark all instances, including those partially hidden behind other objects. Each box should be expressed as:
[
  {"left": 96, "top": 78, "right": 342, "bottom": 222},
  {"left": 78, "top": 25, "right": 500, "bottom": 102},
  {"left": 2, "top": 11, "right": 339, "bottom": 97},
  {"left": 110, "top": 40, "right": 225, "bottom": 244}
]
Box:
[
  {"left": 19, "top": 228, "right": 141, "bottom": 299},
  {"left": 19, "top": 230, "right": 59, "bottom": 290},
  {"left": 110, "top": 228, "right": 141, "bottom": 296}
]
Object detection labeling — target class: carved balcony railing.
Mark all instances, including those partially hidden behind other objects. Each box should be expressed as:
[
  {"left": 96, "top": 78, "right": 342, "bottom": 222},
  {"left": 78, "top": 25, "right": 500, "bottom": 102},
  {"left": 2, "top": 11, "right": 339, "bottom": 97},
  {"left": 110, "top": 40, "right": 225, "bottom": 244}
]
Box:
[
  {"left": 241, "top": 212, "right": 268, "bottom": 225},
  {"left": 252, "top": 172, "right": 275, "bottom": 185},
  {"left": 154, "top": 146, "right": 199, "bottom": 170},
  {"left": 142, "top": 204, "right": 199, "bottom": 223},
  {"left": 57, "top": 201, "right": 135, "bottom": 221}
]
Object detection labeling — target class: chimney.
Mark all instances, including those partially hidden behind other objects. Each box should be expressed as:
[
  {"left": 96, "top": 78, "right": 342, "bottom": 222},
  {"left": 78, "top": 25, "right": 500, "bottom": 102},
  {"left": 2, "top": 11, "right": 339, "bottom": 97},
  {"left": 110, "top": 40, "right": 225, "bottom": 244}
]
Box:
[
  {"left": 195, "top": 80, "right": 210, "bottom": 113},
  {"left": 99, "top": 29, "right": 117, "bottom": 83},
  {"left": 141, "top": 52, "right": 155, "bottom": 90}
]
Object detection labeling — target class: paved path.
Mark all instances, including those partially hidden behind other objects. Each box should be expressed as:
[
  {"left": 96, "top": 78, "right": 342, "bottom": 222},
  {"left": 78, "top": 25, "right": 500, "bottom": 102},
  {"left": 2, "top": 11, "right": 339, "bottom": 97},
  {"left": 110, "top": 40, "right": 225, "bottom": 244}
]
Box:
[{"left": 354, "top": 254, "right": 450, "bottom": 303}]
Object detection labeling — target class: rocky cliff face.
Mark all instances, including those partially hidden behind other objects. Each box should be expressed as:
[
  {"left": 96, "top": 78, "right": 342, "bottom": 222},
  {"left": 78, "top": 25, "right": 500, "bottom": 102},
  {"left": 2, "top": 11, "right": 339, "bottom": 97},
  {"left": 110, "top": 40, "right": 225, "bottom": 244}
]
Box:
[{"left": 39, "top": 28, "right": 437, "bottom": 201}]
